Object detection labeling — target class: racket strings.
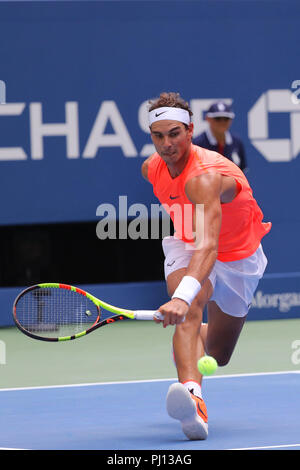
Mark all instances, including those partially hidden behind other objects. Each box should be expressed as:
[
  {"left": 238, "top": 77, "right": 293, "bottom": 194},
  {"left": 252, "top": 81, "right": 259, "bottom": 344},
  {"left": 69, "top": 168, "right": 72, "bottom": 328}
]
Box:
[{"left": 16, "top": 287, "right": 99, "bottom": 338}]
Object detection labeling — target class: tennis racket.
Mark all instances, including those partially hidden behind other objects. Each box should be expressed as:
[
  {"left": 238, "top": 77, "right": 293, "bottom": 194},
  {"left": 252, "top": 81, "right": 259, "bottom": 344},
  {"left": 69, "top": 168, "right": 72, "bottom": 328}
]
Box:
[{"left": 13, "top": 283, "right": 164, "bottom": 342}]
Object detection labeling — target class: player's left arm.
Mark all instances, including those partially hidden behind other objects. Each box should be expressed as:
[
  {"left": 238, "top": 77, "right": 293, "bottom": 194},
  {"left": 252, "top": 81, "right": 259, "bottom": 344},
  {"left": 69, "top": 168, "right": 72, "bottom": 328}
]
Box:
[
  {"left": 184, "top": 172, "right": 222, "bottom": 283},
  {"left": 157, "top": 172, "right": 223, "bottom": 326}
]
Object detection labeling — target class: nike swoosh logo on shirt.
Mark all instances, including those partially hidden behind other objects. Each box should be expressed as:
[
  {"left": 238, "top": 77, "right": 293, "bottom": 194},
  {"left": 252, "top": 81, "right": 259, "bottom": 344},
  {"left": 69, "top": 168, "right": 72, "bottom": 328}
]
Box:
[
  {"left": 167, "top": 260, "right": 175, "bottom": 267},
  {"left": 170, "top": 195, "right": 179, "bottom": 200}
]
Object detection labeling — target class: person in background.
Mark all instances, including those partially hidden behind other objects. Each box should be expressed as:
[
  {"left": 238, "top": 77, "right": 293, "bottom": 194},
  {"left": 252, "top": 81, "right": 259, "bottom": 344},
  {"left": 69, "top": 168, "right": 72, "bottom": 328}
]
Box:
[{"left": 193, "top": 101, "right": 248, "bottom": 173}]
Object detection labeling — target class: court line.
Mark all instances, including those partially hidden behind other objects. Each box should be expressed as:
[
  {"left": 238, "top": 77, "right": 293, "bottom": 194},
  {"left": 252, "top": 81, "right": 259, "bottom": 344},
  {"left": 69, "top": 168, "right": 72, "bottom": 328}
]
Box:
[
  {"left": 0, "top": 370, "right": 299, "bottom": 392},
  {"left": 229, "top": 443, "right": 300, "bottom": 450},
  {"left": 0, "top": 448, "right": 27, "bottom": 450}
]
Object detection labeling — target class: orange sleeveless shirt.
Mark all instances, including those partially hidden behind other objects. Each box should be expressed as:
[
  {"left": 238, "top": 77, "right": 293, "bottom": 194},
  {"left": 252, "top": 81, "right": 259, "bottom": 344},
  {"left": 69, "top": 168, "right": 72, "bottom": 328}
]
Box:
[{"left": 147, "top": 144, "right": 271, "bottom": 262}]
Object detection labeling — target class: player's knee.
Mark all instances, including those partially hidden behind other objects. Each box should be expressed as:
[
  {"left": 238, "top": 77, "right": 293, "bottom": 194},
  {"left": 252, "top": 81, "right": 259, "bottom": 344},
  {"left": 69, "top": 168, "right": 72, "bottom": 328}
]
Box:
[
  {"left": 176, "top": 306, "right": 202, "bottom": 334},
  {"left": 182, "top": 312, "right": 201, "bottom": 331},
  {"left": 187, "top": 303, "right": 204, "bottom": 324},
  {"left": 216, "top": 355, "right": 231, "bottom": 367},
  {"left": 205, "top": 346, "right": 232, "bottom": 367}
]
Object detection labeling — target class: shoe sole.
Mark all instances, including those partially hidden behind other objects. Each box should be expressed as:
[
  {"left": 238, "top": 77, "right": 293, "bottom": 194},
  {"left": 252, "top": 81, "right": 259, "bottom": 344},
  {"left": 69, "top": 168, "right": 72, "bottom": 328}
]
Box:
[{"left": 166, "top": 383, "right": 208, "bottom": 440}]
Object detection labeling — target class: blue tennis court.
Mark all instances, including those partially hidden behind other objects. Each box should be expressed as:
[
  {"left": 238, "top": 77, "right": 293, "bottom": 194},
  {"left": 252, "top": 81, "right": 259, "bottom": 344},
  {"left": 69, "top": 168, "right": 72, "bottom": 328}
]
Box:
[{"left": 1, "top": 372, "right": 300, "bottom": 450}]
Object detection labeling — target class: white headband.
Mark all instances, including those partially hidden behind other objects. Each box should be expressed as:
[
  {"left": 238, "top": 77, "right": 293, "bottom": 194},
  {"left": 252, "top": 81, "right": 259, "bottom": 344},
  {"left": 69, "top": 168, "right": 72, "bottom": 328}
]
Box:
[{"left": 149, "top": 107, "right": 191, "bottom": 126}]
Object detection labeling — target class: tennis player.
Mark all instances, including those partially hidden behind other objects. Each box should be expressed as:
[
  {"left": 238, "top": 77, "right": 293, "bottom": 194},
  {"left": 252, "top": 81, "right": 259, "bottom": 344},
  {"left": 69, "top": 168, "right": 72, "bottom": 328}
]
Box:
[{"left": 141, "top": 92, "right": 271, "bottom": 440}]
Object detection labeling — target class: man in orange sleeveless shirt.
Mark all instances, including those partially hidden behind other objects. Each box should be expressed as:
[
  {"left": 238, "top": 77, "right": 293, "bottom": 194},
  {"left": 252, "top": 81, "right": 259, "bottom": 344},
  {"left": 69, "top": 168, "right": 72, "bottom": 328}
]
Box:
[{"left": 142, "top": 92, "right": 271, "bottom": 441}]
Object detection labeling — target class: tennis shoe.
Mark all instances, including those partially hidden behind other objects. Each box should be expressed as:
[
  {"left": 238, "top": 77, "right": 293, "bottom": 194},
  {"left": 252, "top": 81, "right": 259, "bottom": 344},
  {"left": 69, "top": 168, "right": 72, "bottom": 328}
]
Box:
[{"left": 166, "top": 382, "right": 208, "bottom": 440}]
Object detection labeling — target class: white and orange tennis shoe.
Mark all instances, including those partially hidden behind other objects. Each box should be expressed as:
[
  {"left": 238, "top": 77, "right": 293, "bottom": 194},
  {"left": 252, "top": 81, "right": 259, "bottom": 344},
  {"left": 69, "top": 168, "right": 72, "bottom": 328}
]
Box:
[{"left": 166, "top": 382, "right": 208, "bottom": 440}]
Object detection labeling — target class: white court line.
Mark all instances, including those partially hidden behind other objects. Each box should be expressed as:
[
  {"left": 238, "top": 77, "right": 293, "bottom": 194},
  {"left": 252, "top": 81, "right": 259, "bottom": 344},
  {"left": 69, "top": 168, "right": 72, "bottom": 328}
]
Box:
[
  {"left": 0, "top": 448, "right": 28, "bottom": 450},
  {"left": 0, "top": 370, "right": 299, "bottom": 392},
  {"left": 229, "top": 443, "right": 300, "bottom": 450}
]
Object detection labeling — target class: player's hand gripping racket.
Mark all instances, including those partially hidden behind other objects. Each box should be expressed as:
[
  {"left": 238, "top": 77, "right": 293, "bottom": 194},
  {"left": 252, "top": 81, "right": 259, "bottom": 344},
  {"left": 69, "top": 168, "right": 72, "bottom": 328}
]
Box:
[{"left": 13, "top": 283, "right": 164, "bottom": 342}]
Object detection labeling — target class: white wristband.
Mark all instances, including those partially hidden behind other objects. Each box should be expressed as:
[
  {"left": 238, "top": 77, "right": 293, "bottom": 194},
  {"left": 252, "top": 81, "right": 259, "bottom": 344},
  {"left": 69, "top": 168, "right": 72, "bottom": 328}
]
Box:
[{"left": 172, "top": 275, "right": 201, "bottom": 306}]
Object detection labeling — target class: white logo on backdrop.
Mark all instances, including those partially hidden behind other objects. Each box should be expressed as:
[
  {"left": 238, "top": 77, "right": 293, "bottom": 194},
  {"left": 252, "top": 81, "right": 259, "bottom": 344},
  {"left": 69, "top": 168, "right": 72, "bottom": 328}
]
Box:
[
  {"left": 0, "top": 87, "right": 299, "bottom": 162},
  {"left": 248, "top": 89, "right": 300, "bottom": 162},
  {"left": 0, "top": 98, "right": 233, "bottom": 161}
]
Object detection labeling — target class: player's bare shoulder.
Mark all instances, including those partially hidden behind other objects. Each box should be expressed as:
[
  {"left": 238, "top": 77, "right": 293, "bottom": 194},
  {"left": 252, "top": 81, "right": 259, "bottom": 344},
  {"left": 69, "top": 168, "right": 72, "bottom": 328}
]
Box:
[
  {"left": 185, "top": 172, "right": 238, "bottom": 204},
  {"left": 141, "top": 154, "right": 156, "bottom": 182},
  {"left": 185, "top": 173, "right": 223, "bottom": 204}
]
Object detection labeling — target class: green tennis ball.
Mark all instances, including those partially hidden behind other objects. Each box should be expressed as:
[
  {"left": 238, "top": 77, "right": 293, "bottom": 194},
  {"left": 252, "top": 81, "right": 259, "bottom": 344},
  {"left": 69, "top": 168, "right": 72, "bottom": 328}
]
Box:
[{"left": 197, "top": 356, "right": 218, "bottom": 376}]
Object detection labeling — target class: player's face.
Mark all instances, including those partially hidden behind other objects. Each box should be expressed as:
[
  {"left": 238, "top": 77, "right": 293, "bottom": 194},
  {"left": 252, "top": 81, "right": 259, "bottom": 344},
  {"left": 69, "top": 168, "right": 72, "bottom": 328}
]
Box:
[{"left": 150, "top": 120, "right": 193, "bottom": 165}]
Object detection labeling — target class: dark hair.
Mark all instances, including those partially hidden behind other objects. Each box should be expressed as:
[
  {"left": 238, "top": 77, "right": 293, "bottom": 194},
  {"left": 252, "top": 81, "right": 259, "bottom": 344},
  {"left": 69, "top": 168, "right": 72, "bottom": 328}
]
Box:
[{"left": 148, "top": 92, "right": 193, "bottom": 118}]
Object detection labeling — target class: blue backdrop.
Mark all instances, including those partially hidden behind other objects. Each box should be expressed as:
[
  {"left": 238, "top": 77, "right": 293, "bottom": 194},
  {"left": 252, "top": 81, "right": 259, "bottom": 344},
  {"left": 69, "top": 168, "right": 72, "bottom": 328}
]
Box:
[{"left": 0, "top": 0, "right": 299, "bottom": 325}]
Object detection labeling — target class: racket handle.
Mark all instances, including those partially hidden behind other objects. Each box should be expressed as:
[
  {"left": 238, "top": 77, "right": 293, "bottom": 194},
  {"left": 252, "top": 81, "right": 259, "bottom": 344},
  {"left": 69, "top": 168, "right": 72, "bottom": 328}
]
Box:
[{"left": 133, "top": 310, "right": 164, "bottom": 321}]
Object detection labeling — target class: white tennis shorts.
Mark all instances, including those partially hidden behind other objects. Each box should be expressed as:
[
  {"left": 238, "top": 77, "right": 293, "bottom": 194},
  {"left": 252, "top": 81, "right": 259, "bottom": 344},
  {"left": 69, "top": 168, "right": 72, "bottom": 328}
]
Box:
[{"left": 162, "top": 236, "right": 268, "bottom": 318}]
